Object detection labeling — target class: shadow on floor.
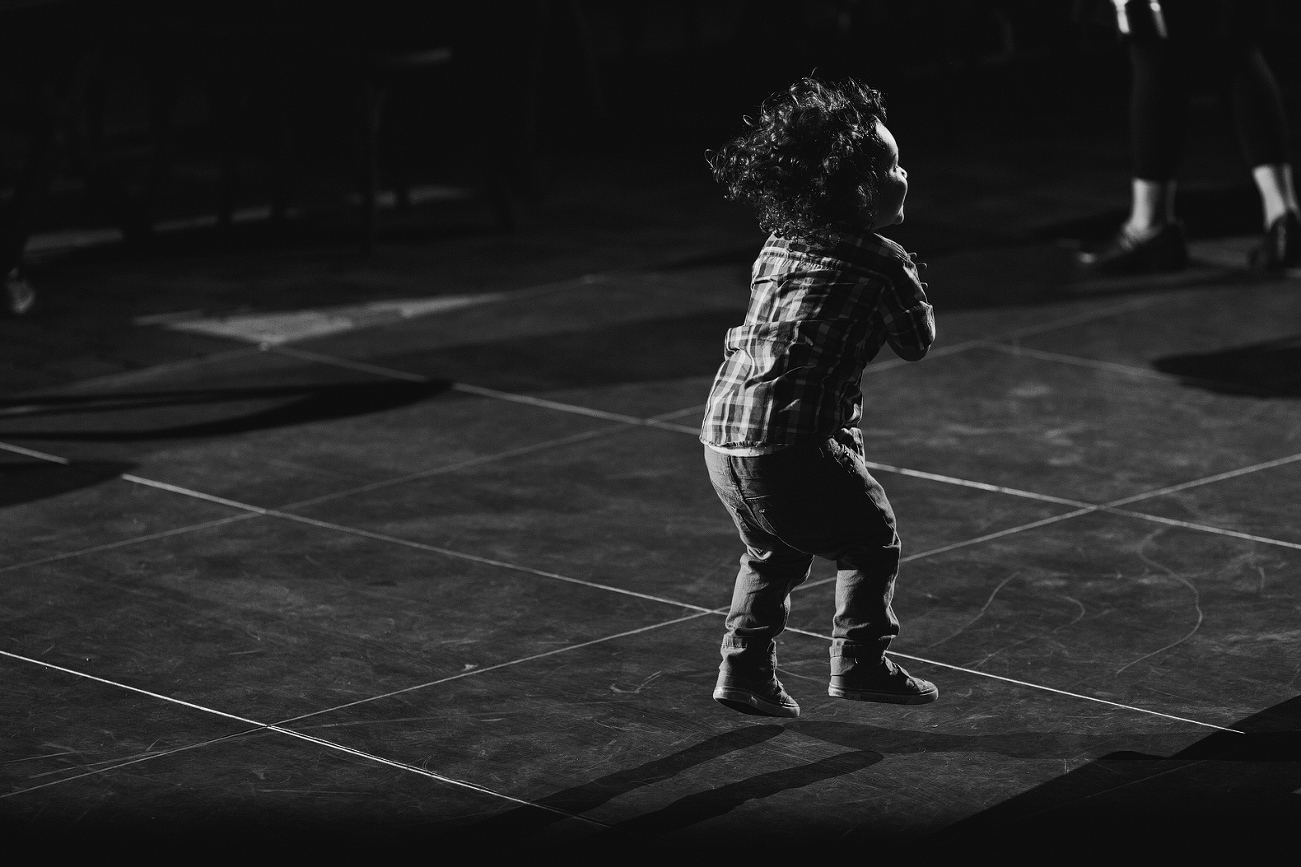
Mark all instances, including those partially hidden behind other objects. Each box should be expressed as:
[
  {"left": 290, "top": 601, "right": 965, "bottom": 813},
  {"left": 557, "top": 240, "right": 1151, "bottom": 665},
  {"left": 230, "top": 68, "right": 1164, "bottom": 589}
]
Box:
[
  {"left": 921, "top": 694, "right": 1301, "bottom": 861},
  {"left": 375, "top": 309, "right": 746, "bottom": 392},
  {"left": 0, "top": 380, "right": 452, "bottom": 441},
  {"left": 0, "top": 460, "right": 136, "bottom": 507},
  {"left": 7, "top": 696, "right": 1297, "bottom": 862},
  {"left": 1153, "top": 334, "right": 1301, "bottom": 398}
]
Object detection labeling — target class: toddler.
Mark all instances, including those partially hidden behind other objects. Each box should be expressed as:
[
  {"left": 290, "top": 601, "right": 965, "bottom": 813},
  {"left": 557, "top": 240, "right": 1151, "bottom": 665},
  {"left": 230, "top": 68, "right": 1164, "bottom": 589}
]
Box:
[{"left": 702, "top": 77, "right": 938, "bottom": 718}]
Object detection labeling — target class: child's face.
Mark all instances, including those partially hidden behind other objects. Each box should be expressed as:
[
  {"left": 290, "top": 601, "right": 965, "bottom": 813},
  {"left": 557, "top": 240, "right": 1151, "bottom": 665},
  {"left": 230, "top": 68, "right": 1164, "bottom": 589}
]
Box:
[{"left": 862, "top": 121, "right": 908, "bottom": 230}]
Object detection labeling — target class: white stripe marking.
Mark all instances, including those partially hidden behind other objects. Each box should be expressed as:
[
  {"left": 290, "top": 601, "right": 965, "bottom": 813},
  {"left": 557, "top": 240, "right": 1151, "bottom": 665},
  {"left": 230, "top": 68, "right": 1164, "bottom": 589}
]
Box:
[
  {"left": 0, "top": 648, "right": 605, "bottom": 823},
  {"left": 782, "top": 628, "right": 1245, "bottom": 734}
]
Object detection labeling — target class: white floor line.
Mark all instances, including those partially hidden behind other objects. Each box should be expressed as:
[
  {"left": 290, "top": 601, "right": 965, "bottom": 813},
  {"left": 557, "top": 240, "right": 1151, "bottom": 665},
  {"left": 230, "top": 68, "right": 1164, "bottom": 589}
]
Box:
[
  {"left": 1103, "top": 452, "right": 1301, "bottom": 508},
  {"left": 0, "top": 430, "right": 622, "bottom": 578},
  {"left": 794, "top": 507, "right": 1101, "bottom": 596},
  {"left": 0, "top": 514, "right": 260, "bottom": 576},
  {"left": 121, "top": 475, "right": 273, "bottom": 514},
  {"left": 277, "top": 426, "right": 626, "bottom": 512},
  {"left": 980, "top": 341, "right": 1178, "bottom": 381},
  {"left": 1104, "top": 507, "right": 1301, "bottom": 551},
  {"left": 260, "top": 294, "right": 1169, "bottom": 452},
  {"left": 2, "top": 462, "right": 1256, "bottom": 764},
  {"left": 111, "top": 468, "right": 719, "bottom": 616},
  {"left": 780, "top": 627, "right": 1245, "bottom": 734},
  {"left": 268, "top": 345, "right": 431, "bottom": 382},
  {"left": 269, "top": 345, "right": 662, "bottom": 427},
  {"left": 860, "top": 460, "right": 1301, "bottom": 552},
  {"left": 1, "top": 729, "right": 263, "bottom": 800},
  {"left": 270, "top": 509, "right": 717, "bottom": 614},
  {"left": 859, "top": 460, "right": 1091, "bottom": 508},
  {"left": 653, "top": 404, "right": 706, "bottom": 421},
  {"left": 43, "top": 462, "right": 713, "bottom": 616},
  {"left": 0, "top": 649, "right": 601, "bottom": 824},
  {"left": 0, "top": 441, "right": 71, "bottom": 464},
  {"left": 451, "top": 382, "right": 652, "bottom": 426},
  {"left": 643, "top": 419, "right": 701, "bottom": 436},
  {"left": 277, "top": 611, "right": 714, "bottom": 727},
  {"left": 5, "top": 387, "right": 1294, "bottom": 746}
]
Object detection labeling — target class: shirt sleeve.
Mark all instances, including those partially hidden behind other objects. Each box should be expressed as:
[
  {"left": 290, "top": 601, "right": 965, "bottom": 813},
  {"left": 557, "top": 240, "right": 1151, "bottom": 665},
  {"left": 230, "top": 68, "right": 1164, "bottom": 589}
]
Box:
[{"left": 879, "top": 254, "right": 935, "bottom": 362}]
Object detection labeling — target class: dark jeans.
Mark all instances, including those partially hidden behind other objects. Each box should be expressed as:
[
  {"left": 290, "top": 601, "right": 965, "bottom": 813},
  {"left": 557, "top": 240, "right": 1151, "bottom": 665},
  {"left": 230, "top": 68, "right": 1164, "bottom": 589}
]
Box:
[{"left": 704, "top": 430, "right": 901, "bottom": 678}]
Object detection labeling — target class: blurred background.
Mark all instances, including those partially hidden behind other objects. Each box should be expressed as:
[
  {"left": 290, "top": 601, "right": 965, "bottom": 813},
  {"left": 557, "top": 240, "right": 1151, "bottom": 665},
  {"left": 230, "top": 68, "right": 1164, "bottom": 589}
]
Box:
[{"left": 1, "top": 0, "right": 1298, "bottom": 386}]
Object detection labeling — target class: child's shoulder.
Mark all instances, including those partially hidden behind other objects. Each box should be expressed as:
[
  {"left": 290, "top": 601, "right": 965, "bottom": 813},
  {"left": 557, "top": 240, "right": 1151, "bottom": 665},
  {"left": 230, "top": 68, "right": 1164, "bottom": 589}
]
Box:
[
  {"left": 758, "top": 230, "right": 915, "bottom": 282},
  {"left": 865, "top": 232, "right": 911, "bottom": 262},
  {"left": 820, "top": 230, "right": 916, "bottom": 280}
]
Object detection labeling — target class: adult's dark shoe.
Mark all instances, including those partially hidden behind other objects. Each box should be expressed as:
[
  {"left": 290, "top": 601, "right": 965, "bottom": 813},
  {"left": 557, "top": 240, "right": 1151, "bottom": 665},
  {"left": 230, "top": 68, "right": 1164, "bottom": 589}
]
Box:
[
  {"left": 829, "top": 656, "right": 938, "bottom": 705},
  {"left": 1249, "top": 211, "right": 1301, "bottom": 271},
  {"left": 5, "top": 268, "right": 34, "bottom": 316},
  {"left": 1077, "top": 221, "right": 1188, "bottom": 275},
  {"left": 713, "top": 669, "right": 800, "bottom": 718}
]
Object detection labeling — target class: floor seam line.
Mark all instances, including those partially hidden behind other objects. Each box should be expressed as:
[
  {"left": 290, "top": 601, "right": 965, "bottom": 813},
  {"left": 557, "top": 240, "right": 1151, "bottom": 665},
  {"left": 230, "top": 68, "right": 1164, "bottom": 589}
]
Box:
[
  {"left": 266, "top": 345, "right": 670, "bottom": 429},
  {"left": 8, "top": 433, "right": 1299, "bottom": 580},
  {"left": 0, "top": 649, "right": 606, "bottom": 826},
  {"left": 1102, "top": 452, "right": 1301, "bottom": 507},
  {"left": 0, "top": 425, "right": 635, "bottom": 575},
  {"left": 1102, "top": 507, "right": 1301, "bottom": 550},
  {"left": 262, "top": 295, "right": 1166, "bottom": 437},
  {"left": 0, "top": 729, "right": 267, "bottom": 800},
  {"left": 275, "top": 610, "right": 718, "bottom": 727},
  {"left": 779, "top": 628, "right": 1244, "bottom": 734},
  {"left": 266, "top": 510, "right": 717, "bottom": 614},
  {"left": 794, "top": 507, "right": 1101, "bottom": 596},
  {"left": 272, "top": 425, "right": 630, "bottom": 512},
  {"left": 0, "top": 514, "right": 260, "bottom": 576},
  {"left": 977, "top": 341, "right": 1180, "bottom": 382}
]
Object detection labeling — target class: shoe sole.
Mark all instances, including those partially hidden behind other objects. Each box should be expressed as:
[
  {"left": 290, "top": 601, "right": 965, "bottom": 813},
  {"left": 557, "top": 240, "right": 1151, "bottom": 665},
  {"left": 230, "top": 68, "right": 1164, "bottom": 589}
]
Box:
[
  {"left": 712, "top": 686, "right": 799, "bottom": 718},
  {"left": 828, "top": 685, "right": 939, "bottom": 705}
]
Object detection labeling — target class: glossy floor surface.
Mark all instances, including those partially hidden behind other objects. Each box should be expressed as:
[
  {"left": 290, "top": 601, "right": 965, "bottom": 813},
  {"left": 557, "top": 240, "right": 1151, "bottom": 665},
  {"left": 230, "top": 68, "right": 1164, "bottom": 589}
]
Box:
[{"left": 3, "top": 99, "right": 1301, "bottom": 862}]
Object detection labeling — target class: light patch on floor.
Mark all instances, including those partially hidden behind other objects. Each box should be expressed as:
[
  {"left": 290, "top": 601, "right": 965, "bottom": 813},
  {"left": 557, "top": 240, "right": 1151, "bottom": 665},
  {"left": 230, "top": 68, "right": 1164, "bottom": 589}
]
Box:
[{"left": 153, "top": 293, "right": 509, "bottom": 345}]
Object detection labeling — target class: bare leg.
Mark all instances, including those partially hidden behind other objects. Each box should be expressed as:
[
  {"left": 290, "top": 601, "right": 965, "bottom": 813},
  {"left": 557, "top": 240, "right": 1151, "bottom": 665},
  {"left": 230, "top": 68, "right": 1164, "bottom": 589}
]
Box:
[
  {"left": 1251, "top": 163, "right": 1300, "bottom": 229},
  {"left": 1125, "top": 177, "right": 1177, "bottom": 236}
]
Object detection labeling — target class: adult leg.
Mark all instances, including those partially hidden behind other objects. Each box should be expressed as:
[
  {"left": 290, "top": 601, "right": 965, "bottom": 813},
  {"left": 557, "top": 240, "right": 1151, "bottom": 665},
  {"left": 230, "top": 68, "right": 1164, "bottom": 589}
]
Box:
[
  {"left": 1226, "top": 43, "right": 1300, "bottom": 266},
  {"left": 1128, "top": 37, "right": 1185, "bottom": 232},
  {"left": 1078, "top": 36, "right": 1189, "bottom": 273}
]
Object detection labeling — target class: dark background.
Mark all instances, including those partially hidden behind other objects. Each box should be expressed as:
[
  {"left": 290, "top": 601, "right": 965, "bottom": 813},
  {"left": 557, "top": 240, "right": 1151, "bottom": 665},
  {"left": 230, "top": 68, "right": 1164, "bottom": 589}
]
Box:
[{"left": 2, "top": 0, "right": 1299, "bottom": 247}]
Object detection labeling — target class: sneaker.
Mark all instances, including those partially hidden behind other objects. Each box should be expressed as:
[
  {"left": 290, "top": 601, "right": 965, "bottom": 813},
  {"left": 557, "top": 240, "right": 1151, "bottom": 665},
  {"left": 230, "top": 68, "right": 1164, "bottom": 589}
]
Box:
[
  {"left": 1077, "top": 221, "right": 1188, "bottom": 275},
  {"left": 4, "top": 268, "right": 34, "bottom": 316},
  {"left": 1249, "top": 211, "right": 1301, "bottom": 271},
  {"left": 828, "top": 656, "right": 938, "bottom": 705},
  {"left": 713, "top": 670, "right": 800, "bottom": 718}
]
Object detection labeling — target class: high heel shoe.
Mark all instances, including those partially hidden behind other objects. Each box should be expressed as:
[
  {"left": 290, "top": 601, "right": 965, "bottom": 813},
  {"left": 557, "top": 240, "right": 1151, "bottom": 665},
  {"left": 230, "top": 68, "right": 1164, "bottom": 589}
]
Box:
[{"left": 1249, "top": 211, "right": 1301, "bottom": 271}]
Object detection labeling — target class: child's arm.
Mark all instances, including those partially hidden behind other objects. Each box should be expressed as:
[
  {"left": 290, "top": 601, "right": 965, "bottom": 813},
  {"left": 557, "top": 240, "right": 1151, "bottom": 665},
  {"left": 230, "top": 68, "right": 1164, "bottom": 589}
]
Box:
[{"left": 879, "top": 253, "right": 935, "bottom": 362}]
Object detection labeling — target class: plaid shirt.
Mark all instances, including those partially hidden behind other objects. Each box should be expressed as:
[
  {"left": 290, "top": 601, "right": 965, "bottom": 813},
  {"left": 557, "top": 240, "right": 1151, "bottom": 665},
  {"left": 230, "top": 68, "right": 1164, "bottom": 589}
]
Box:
[{"left": 701, "top": 228, "right": 935, "bottom": 450}]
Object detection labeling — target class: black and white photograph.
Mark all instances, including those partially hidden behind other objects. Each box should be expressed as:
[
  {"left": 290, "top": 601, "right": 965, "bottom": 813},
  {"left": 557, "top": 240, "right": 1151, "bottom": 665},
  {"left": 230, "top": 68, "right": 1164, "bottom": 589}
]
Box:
[{"left": 1, "top": 1, "right": 1299, "bottom": 861}]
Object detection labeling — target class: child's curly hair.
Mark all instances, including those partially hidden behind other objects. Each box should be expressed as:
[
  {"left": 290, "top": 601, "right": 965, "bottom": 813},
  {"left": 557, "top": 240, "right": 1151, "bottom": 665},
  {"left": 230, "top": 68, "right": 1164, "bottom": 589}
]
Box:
[{"left": 708, "top": 77, "right": 890, "bottom": 241}]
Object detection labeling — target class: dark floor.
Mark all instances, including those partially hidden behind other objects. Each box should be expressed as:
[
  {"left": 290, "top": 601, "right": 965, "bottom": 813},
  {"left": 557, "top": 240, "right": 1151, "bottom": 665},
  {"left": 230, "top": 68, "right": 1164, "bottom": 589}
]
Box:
[{"left": 3, "top": 57, "right": 1301, "bottom": 862}]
